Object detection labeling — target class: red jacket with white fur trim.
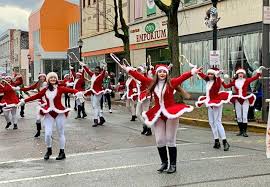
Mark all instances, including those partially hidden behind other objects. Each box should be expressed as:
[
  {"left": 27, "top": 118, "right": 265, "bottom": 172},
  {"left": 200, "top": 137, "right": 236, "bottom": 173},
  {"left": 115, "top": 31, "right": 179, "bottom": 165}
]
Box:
[
  {"left": 71, "top": 69, "right": 85, "bottom": 91},
  {"left": 195, "top": 72, "right": 232, "bottom": 107},
  {"left": 128, "top": 68, "right": 194, "bottom": 126},
  {"left": 25, "top": 86, "right": 79, "bottom": 117},
  {"left": 222, "top": 73, "right": 261, "bottom": 106},
  {"left": 126, "top": 77, "right": 138, "bottom": 101},
  {"left": 0, "top": 83, "right": 20, "bottom": 108},
  {"left": 83, "top": 66, "right": 105, "bottom": 95}
]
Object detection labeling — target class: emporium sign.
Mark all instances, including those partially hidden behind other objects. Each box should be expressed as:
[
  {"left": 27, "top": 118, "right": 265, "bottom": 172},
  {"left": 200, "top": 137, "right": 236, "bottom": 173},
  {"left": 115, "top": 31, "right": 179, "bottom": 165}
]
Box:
[{"left": 131, "top": 20, "right": 168, "bottom": 44}]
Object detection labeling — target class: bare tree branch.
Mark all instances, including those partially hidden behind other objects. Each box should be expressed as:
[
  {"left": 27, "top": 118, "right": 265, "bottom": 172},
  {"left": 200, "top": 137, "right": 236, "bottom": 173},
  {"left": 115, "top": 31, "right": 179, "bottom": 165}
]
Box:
[
  {"left": 113, "top": 0, "right": 125, "bottom": 39},
  {"left": 154, "top": 0, "right": 170, "bottom": 13},
  {"left": 172, "top": 0, "right": 181, "bottom": 12}
]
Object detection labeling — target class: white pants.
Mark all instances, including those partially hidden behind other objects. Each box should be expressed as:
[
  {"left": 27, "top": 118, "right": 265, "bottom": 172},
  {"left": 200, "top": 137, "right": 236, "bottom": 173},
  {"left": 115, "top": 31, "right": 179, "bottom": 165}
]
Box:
[
  {"left": 91, "top": 94, "right": 103, "bottom": 119},
  {"left": 43, "top": 114, "right": 66, "bottom": 149},
  {"left": 136, "top": 99, "right": 150, "bottom": 122},
  {"left": 153, "top": 118, "right": 179, "bottom": 147},
  {"left": 208, "top": 105, "right": 226, "bottom": 140},
  {"left": 4, "top": 108, "right": 18, "bottom": 124},
  {"left": 235, "top": 100, "right": 249, "bottom": 123},
  {"left": 126, "top": 99, "right": 136, "bottom": 116}
]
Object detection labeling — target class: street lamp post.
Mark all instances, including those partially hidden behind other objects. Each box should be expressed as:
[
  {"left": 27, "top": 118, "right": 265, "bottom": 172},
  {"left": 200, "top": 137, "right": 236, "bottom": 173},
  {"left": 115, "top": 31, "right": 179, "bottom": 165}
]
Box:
[
  {"left": 27, "top": 54, "right": 32, "bottom": 83},
  {"left": 78, "top": 39, "right": 83, "bottom": 62},
  {"left": 211, "top": 0, "right": 218, "bottom": 51}
]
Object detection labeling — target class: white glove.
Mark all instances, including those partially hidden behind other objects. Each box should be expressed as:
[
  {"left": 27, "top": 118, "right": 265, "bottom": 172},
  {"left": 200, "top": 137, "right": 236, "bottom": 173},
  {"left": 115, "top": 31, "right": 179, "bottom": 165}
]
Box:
[
  {"left": 256, "top": 66, "right": 264, "bottom": 73},
  {"left": 75, "top": 92, "right": 83, "bottom": 99},
  {"left": 191, "top": 66, "right": 200, "bottom": 75},
  {"left": 66, "top": 82, "right": 74, "bottom": 87},
  {"left": 223, "top": 74, "right": 230, "bottom": 80},
  {"left": 69, "top": 66, "right": 74, "bottom": 70},
  {"left": 79, "top": 61, "right": 86, "bottom": 67},
  {"left": 12, "top": 86, "right": 20, "bottom": 91}
]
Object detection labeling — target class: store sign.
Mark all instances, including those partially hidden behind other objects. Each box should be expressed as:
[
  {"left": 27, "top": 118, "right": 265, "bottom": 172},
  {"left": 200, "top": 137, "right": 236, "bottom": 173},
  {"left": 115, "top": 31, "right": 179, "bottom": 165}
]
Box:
[
  {"left": 209, "top": 50, "right": 220, "bottom": 66},
  {"left": 131, "top": 20, "right": 168, "bottom": 44}
]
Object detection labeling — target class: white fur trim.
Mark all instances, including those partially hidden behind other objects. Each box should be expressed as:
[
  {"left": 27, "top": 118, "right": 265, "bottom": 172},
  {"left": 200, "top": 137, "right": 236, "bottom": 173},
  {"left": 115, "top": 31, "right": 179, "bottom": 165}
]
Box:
[
  {"left": 84, "top": 88, "right": 104, "bottom": 95},
  {"left": 155, "top": 66, "right": 169, "bottom": 74},
  {"left": 196, "top": 91, "right": 232, "bottom": 108},
  {"left": 46, "top": 72, "right": 58, "bottom": 81},
  {"left": 207, "top": 69, "right": 216, "bottom": 75},
  {"left": 236, "top": 69, "right": 246, "bottom": 75},
  {"left": 231, "top": 94, "right": 256, "bottom": 106},
  {"left": 1, "top": 104, "right": 17, "bottom": 111},
  {"left": 40, "top": 107, "right": 72, "bottom": 114},
  {"left": 38, "top": 73, "right": 46, "bottom": 79},
  {"left": 142, "top": 109, "right": 162, "bottom": 127}
]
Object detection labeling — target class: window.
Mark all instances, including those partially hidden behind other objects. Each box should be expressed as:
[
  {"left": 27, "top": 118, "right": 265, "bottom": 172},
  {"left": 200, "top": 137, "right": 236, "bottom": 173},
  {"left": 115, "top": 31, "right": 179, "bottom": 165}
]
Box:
[
  {"left": 184, "top": 0, "right": 197, "bottom": 5},
  {"left": 134, "top": 0, "right": 143, "bottom": 19}
]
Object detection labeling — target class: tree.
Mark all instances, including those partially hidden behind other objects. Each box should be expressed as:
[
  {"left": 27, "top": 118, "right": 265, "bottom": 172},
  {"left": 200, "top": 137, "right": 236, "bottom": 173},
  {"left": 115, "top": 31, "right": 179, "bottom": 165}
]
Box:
[
  {"left": 113, "top": 0, "right": 130, "bottom": 63},
  {"left": 154, "top": 0, "right": 181, "bottom": 77}
]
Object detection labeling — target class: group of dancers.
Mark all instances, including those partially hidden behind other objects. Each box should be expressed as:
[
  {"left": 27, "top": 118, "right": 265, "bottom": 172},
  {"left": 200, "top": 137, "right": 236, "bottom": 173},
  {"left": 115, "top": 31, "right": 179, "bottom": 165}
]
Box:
[{"left": 0, "top": 56, "right": 264, "bottom": 173}]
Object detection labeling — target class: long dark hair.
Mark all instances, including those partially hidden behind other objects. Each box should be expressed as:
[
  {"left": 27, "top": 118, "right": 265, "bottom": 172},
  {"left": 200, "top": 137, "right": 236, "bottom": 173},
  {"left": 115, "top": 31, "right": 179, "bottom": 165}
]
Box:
[
  {"left": 205, "top": 75, "right": 217, "bottom": 82},
  {"left": 47, "top": 81, "right": 58, "bottom": 91},
  {"left": 148, "top": 73, "right": 190, "bottom": 99}
]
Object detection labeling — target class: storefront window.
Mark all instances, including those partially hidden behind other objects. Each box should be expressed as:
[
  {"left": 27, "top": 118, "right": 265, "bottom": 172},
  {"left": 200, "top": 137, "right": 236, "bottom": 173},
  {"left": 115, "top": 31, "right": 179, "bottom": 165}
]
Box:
[{"left": 146, "top": 47, "right": 170, "bottom": 66}]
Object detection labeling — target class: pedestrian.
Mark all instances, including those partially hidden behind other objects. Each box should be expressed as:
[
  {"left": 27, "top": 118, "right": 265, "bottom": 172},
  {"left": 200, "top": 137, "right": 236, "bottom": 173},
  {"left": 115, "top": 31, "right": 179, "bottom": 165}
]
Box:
[
  {"left": 195, "top": 68, "right": 231, "bottom": 151},
  {"left": 135, "top": 65, "right": 152, "bottom": 136},
  {"left": 222, "top": 67, "right": 263, "bottom": 137},
  {"left": 100, "top": 71, "right": 112, "bottom": 113},
  {"left": 0, "top": 75, "right": 23, "bottom": 130},
  {"left": 119, "top": 63, "right": 201, "bottom": 174},
  {"left": 70, "top": 67, "right": 87, "bottom": 119},
  {"left": 80, "top": 61, "right": 106, "bottom": 127},
  {"left": 18, "top": 72, "right": 83, "bottom": 160}
]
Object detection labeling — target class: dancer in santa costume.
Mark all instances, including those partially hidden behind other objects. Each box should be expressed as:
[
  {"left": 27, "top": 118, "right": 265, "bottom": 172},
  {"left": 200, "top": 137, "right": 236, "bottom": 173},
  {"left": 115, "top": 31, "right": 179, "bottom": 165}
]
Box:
[
  {"left": 195, "top": 68, "right": 232, "bottom": 151},
  {"left": 222, "top": 67, "right": 263, "bottom": 137},
  {"left": 120, "top": 63, "right": 201, "bottom": 174},
  {"left": 135, "top": 65, "right": 152, "bottom": 136},
  {"left": 123, "top": 74, "right": 139, "bottom": 122},
  {"left": 80, "top": 61, "right": 106, "bottom": 127},
  {"left": 62, "top": 74, "right": 74, "bottom": 108},
  {"left": 17, "top": 73, "right": 47, "bottom": 137},
  {"left": 70, "top": 67, "right": 87, "bottom": 119},
  {"left": 0, "top": 75, "right": 23, "bottom": 129},
  {"left": 18, "top": 72, "right": 83, "bottom": 160}
]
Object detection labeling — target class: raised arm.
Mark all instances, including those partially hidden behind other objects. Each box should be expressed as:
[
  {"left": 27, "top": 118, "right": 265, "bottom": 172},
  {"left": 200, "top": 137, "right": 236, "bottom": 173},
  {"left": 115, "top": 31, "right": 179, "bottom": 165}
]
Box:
[
  {"left": 197, "top": 71, "right": 208, "bottom": 81},
  {"left": 60, "top": 86, "right": 79, "bottom": 94},
  {"left": 127, "top": 68, "right": 152, "bottom": 86},
  {"left": 83, "top": 65, "right": 94, "bottom": 77},
  {"left": 13, "top": 76, "right": 23, "bottom": 86},
  {"left": 170, "top": 71, "right": 193, "bottom": 88},
  {"left": 20, "top": 82, "right": 39, "bottom": 92},
  {"left": 70, "top": 67, "right": 76, "bottom": 79},
  {"left": 247, "top": 72, "right": 261, "bottom": 83},
  {"left": 222, "top": 80, "right": 234, "bottom": 89},
  {"left": 24, "top": 88, "right": 47, "bottom": 103}
]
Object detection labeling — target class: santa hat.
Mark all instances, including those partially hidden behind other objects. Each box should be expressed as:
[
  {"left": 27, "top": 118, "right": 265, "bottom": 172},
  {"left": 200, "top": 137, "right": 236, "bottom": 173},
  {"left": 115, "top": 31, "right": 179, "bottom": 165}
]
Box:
[
  {"left": 207, "top": 67, "right": 221, "bottom": 76},
  {"left": 155, "top": 64, "right": 170, "bottom": 74},
  {"left": 38, "top": 73, "right": 46, "bottom": 79},
  {"left": 64, "top": 74, "right": 70, "bottom": 78},
  {"left": 46, "top": 72, "right": 58, "bottom": 82},
  {"left": 235, "top": 68, "right": 246, "bottom": 75},
  {"left": 5, "top": 75, "right": 12, "bottom": 80},
  {"left": 76, "top": 72, "right": 82, "bottom": 76}
]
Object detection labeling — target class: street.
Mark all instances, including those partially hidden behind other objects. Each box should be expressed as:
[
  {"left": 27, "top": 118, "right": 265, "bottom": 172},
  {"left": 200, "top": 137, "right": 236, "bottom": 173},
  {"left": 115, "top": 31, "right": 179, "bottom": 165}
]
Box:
[{"left": 0, "top": 101, "right": 269, "bottom": 187}]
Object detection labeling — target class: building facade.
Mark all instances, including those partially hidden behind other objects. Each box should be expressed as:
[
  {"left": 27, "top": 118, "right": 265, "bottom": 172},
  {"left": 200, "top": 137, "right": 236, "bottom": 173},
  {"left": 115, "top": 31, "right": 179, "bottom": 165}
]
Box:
[
  {"left": 0, "top": 29, "right": 29, "bottom": 84},
  {"left": 81, "top": 0, "right": 263, "bottom": 93},
  {"left": 28, "top": 0, "right": 80, "bottom": 81}
]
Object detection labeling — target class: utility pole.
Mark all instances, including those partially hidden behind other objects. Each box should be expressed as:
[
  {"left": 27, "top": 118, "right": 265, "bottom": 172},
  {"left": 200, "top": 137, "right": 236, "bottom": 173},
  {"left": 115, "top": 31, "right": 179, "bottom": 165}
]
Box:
[
  {"left": 212, "top": 0, "right": 218, "bottom": 51},
  {"left": 262, "top": 0, "right": 270, "bottom": 122}
]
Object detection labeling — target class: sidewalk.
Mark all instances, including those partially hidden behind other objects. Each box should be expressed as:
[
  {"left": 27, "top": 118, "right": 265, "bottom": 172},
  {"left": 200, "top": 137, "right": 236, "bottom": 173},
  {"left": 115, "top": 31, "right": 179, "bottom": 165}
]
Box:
[{"left": 111, "top": 99, "right": 267, "bottom": 134}]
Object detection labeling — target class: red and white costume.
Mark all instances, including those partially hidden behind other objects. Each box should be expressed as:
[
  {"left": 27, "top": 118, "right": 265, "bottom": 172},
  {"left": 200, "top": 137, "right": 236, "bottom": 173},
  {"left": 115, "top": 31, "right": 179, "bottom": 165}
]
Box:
[
  {"left": 222, "top": 69, "right": 261, "bottom": 106},
  {"left": 222, "top": 68, "right": 262, "bottom": 125},
  {"left": 82, "top": 65, "right": 106, "bottom": 122},
  {"left": 196, "top": 70, "right": 232, "bottom": 108},
  {"left": 83, "top": 66, "right": 105, "bottom": 96},
  {"left": 127, "top": 66, "right": 194, "bottom": 127},
  {"left": 71, "top": 68, "right": 85, "bottom": 92},
  {"left": 195, "top": 68, "right": 231, "bottom": 141}
]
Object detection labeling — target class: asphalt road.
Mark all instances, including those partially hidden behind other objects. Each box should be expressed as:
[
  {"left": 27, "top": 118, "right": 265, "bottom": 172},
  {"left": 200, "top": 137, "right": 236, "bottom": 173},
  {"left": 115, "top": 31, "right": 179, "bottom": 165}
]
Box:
[{"left": 0, "top": 100, "right": 269, "bottom": 187}]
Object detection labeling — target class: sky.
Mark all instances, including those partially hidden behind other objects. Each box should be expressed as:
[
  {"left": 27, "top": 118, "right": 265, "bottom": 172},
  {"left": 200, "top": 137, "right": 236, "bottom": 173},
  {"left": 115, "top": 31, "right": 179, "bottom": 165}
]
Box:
[{"left": 0, "top": 0, "right": 79, "bottom": 34}]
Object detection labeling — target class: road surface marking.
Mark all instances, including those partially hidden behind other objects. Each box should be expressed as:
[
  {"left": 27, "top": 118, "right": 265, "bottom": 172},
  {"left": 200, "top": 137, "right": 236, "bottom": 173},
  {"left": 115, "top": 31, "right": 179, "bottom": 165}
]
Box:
[
  {"left": 0, "top": 154, "right": 250, "bottom": 184},
  {"left": 0, "top": 143, "right": 199, "bottom": 165}
]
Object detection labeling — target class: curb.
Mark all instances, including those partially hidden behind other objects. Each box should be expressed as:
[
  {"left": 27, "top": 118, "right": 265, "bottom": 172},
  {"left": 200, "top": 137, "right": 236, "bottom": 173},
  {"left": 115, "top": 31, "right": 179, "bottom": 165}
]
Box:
[{"left": 112, "top": 100, "right": 267, "bottom": 134}]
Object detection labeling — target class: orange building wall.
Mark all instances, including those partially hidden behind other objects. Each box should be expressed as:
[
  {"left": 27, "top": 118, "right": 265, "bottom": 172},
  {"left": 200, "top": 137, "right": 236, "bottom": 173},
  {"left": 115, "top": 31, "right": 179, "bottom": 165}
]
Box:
[{"left": 29, "top": 0, "right": 80, "bottom": 53}]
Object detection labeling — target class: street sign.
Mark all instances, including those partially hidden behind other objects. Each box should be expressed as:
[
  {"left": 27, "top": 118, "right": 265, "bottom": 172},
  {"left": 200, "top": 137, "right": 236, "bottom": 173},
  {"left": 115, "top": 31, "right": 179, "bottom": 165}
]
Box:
[
  {"left": 209, "top": 50, "right": 220, "bottom": 66},
  {"left": 263, "top": 6, "right": 270, "bottom": 24}
]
